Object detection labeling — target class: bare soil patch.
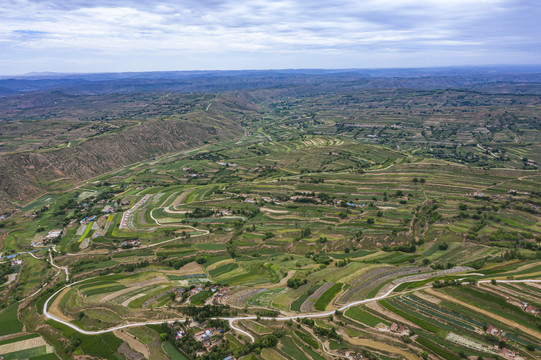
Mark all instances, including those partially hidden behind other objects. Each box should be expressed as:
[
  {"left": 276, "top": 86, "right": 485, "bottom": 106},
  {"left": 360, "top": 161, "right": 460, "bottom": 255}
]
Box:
[
  {"left": 260, "top": 207, "right": 289, "bottom": 214},
  {"left": 49, "top": 288, "right": 74, "bottom": 321},
  {"left": 300, "top": 282, "right": 334, "bottom": 313},
  {"left": 118, "top": 342, "right": 144, "bottom": 360},
  {"left": 0, "top": 336, "right": 52, "bottom": 355},
  {"left": 114, "top": 329, "right": 149, "bottom": 359},
  {"left": 342, "top": 335, "right": 418, "bottom": 360},
  {"left": 163, "top": 261, "right": 204, "bottom": 276},
  {"left": 228, "top": 288, "right": 267, "bottom": 307},
  {"left": 172, "top": 190, "right": 193, "bottom": 208}
]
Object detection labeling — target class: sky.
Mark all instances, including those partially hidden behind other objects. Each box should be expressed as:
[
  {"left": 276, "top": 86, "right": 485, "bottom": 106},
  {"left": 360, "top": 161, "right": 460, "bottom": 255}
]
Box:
[{"left": 1, "top": 0, "right": 540, "bottom": 74}]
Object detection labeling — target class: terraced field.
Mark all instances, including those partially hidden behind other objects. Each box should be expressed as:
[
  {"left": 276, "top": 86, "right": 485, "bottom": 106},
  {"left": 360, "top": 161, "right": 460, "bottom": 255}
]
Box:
[{"left": 1, "top": 82, "right": 540, "bottom": 360}]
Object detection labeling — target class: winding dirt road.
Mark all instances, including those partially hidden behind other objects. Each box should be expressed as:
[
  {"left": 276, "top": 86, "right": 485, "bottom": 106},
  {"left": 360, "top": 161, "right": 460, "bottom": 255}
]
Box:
[
  {"left": 38, "top": 200, "right": 541, "bottom": 344},
  {"left": 42, "top": 269, "right": 541, "bottom": 343}
]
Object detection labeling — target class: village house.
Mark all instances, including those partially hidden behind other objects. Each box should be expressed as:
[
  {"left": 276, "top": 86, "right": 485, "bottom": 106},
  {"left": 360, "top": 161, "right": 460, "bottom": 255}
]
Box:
[
  {"left": 211, "top": 287, "right": 230, "bottom": 304},
  {"left": 390, "top": 322, "right": 410, "bottom": 335},
  {"left": 121, "top": 240, "right": 141, "bottom": 248},
  {"left": 194, "top": 327, "right": 220, "bottom": 342},
  {"left": 11, "top": 259, "right": 22, "bottom": 266},
  {"left": 524, "top": 305, "right": 539, "bottom": 315},
  {"left": 101, "top": 205, "right": 114, "bottom": 213},
  {"left": 499, "top": 347, "right": 516, "bottom": 359},
  {"left": 190, "top": 285, "right": 203, "bottom": 296},
  {"left": 486, "top": 324, "right": 500, "bottom": 336}
]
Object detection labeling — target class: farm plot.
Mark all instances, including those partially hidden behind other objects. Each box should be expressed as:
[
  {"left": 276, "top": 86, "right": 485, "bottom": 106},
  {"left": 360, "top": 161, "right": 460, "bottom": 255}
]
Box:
[
  {"left": 0, "top": 335, "right": 56, "bottom": 360},
  {"left": 345, "top": 306, "right": 390, "bottom": 327},
  {"left": 290, "top": 284, "right": 322, "bottom": 312},
  {"left": 338, "top": 266, "right": 424, "bottom": 304},
  {"left": 215, "top": 262, "right": 280, "bottom": 286},
  {"left": 440, "top": 285, "right": 541, "bottom": 333},
  {"left": 108, "top": 284, "right": 166, "bottom": 306},
  {"left": 209, "top": 262, "right": 239, "bottom": 278},
  {"left": 0, "top": 303, "right": 24, "bottom": 336},
  {"left": 247, "top": 288, "right": 285, "bottom": 307},
  {"left": 300, "top": 282, "right": 335, "bottom": 312},
  {"left": 313, "top": 282, "right": 342, "bottom": 311}
]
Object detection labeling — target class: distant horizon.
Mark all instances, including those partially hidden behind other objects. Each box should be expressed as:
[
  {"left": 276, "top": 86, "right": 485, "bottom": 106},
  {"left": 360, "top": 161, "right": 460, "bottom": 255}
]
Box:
[{"left": 3, "top": 64, "right": 541, "bottom": 78}]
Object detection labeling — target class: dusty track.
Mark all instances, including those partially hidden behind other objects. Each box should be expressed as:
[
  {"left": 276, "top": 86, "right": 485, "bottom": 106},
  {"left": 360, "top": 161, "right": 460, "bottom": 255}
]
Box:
[{"left": 43, "top": 276, "right": 541, "bottom": 344}]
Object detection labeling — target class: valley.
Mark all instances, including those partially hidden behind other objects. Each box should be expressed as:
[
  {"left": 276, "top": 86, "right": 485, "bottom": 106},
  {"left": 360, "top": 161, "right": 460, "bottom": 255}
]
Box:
[{"left": 0, "top": 70, "right": 540, "bottom": 360}]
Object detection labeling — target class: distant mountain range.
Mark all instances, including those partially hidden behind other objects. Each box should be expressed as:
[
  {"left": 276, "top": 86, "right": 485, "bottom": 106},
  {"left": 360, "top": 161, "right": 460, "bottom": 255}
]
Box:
[{"left": 1, "top": 66, "right": 541, "bottom": 95}]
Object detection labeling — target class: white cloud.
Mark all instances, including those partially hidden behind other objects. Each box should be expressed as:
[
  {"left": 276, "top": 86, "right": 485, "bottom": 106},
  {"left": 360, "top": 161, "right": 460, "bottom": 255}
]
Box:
[{"left": 0, "top": 0, "right": 539, "bottom": 73}]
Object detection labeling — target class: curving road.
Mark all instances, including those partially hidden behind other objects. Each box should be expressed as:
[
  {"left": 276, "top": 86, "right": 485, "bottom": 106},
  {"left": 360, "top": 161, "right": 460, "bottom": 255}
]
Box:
[
  {"left": 38, "top": 195, "right": 541, "bottom": 342},
  {"left": 42, "top": 275, "right": 541, "bottom": 342}
]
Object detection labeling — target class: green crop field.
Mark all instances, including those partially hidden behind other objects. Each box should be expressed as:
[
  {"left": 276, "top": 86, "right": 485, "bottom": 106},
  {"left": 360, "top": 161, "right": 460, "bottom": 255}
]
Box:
[
  {"left": 1, "top": 71, "right": 541, "bottom": 360},
  {"left": 345, "top": 306, "right": 390, "bottom": 327},
  {"left": 313, "top": 283, "right": 342, "bottom": 311},
  {"left": 0, "top": 303, "right": 24, "bottom": 336}
]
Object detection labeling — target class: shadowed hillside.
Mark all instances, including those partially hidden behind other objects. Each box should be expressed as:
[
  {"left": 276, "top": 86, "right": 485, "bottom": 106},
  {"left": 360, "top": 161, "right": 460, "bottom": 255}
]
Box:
[{"left": 0, "top": 95, "right": 246, "bottom": 211}]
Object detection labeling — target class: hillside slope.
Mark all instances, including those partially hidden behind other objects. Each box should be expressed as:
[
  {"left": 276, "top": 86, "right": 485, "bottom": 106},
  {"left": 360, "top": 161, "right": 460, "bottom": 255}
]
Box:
[{"left": 0, "top": 104, "right": 245, "bottom": 212}]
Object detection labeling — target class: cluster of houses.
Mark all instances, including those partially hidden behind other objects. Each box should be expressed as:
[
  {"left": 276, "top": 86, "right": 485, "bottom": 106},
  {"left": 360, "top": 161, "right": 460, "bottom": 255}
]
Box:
[
  {"left": 390, "top": 322, "right": 410, "bottom": 336},
  {"left": 32, "top": 229, "right": 62, "bottom": 247},
  {"left": 471, "top": 192, "right": 487, "bottom": 197},
  {"left": 486, "top": 324, "right": 502, "bottom": 336},
  {"left": 194, "top": 327, "right": 223, "bottom": 342},
  {"left": 101, "top": 204, "right": 115, "bottom": 213},
  {"left": 237, "top": 193, "right": 371, "bottom": 207},
  {"left": 10, "top": 258, "right": 22, "bottom": 266},
  {"left": 194, "top": 284, "right": 229, "bottom": 298},
  {"left": 508, "top": 190, "right": 530, "bottom": 196},
  {"left": 175, "top": 284, "right": 230, "bottom": 305},
  {"left": 174, "top": 324, "right": 226, "bottom": 354},
  {"left": 498, "top": 347, "right": 518, "bottom": 360},
  {"left": 239, "top": 194, "right": 278, "bottom": 204},
  {"left": 485, "top": 325, "right": 523, "bottom": 359},
  {"left": 211, "top": 286, "right": 231, "bottom": 304},
  {"left": 337, "top": 350, "right": 364, "bottom": 359},
  {"left": 121, "top": 240, "right": 141, "bottom": 248},
  {"left": 217, "top": 162, "right": 237, "bottom": 167},
  {"left": 217, "top": 209, "right": 233, "bottom": 216},
  {"left": 0, "top": 206, "right": 24, "bottom": 221},
  {"left": 523, "top": 303, "right": 539, "bottom": 315},
  {"left": 80, "top": 215, "right": 97, "bottom": 225},
  {"left": 183, "top": 171, "right": 209, "bottom": 178},
  {"left": 339, "top": 200, "right": 366, "bottom": 207},
  {"left": 188, "top": 285, "right": 205, "bottom": 296}
]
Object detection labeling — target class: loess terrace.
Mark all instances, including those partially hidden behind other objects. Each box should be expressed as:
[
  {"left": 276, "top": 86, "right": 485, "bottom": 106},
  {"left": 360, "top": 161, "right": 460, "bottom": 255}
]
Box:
[{"left": 0, "top": 75, "right": 540, "bottom": 360}]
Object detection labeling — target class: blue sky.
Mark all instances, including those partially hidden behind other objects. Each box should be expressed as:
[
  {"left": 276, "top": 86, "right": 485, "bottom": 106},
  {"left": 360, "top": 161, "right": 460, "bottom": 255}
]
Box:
[{"left": 1, "top": 0, "right": 540, "bottom": 74}]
